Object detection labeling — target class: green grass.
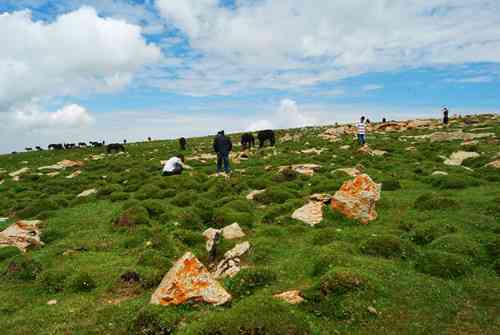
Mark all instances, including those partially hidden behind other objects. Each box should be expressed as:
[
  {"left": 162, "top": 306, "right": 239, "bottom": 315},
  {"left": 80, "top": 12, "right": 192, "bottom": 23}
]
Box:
[{"left": 0, "top": 114, "right": 499, "bottom": 334}]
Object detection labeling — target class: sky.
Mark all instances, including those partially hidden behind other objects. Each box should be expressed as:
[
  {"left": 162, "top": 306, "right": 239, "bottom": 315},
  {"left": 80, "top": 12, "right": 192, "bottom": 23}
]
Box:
[{"left": 0, "top": 0, "right": 499, "bottom": 153}]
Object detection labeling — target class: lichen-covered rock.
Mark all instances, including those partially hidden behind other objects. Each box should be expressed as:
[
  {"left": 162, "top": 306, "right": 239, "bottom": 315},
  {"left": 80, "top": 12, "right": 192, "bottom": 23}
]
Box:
[
  {"left": 0, "top": 220, "right": 44, "bottom": 252},
  {"left": 443, "top": 151, "right": 480, "bottom": 166},
  {"left": 331, "top": 174, "right": 381, "bottom": 224},
  {"left": 150, "top": 252, "right": 231, "bottom": 306},
  {"left": 274, "top": 290, "right": 304, "bottom": 304}
]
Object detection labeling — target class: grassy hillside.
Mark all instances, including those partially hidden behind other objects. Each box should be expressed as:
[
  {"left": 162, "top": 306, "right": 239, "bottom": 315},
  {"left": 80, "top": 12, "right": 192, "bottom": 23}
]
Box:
[{"left": 0, "top": 115, "right": 499, "bottom": 335}]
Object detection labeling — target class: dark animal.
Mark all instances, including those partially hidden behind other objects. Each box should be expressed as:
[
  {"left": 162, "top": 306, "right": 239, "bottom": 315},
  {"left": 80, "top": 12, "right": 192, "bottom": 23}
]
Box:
[
  {"left": 25, "top": 147, "right": 32, "bottom": 151},
  {"left": 64, "top": 143, "right": 76, "bottom": 149},
  {"left": 382, "top": 118, "right": 387, "bottom": 123},
  {"left": 123, "top": 139, "right": 127, "bottom": 145},
  {"left": 89, "top": 141, "right": 103, "bottom": 148},
  {"left": 148, "top": 137, "right": 152, "bottom": 142},
  {"left": 48, "top": 144, "right": 64, "bottom": 150},
  {"left": 78, "top": 142, "right": 87, "bottom": 147},
  {"left": 11, "top": 151, "right": 17, "bottom": 155},
  {"left": 179, "top": 137, "right": 187, "bottom": 150},
  {"left": 257, "top": 130, "right": 276, "bottom": 148},
  {"left": 106, "top": 143, "right": 126, "bottom": 154},
  {"left": 35, "top": 146, "right": 43, "bottom": 151},
  {"left": 240, "top": 133, "right": 255, "bottom": 150}
]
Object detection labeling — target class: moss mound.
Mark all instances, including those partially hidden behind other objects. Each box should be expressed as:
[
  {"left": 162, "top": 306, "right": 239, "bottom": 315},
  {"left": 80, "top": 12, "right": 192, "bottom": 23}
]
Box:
[
  {"left": 381, "top": 180, "right": 402, "bottom": 191},
  {"left": 225, "top": 267, "right": 277, "bottom": 298},
  {"left": 414, "top": 193, "right": 459, "bottom": 211},
  {"left": 410, "top": 222, "right": 455, "bottom": 245},
  {"left": 360, "top": 234, "right": 416, "bottom": 259},
  {"left": 429, "top": 234, "right": 481, "bottom": 258},
  {"left": 0, "top": 246, "right": 22, "bottom": 262},
  {"left": 114, "top": 206, "right": 150, "bottom": 228},
  {"left": 415, "top": 250, "right": 471, "bottom": 278},
  {"left": 68, "top": 272, "right": 96, "bottom": 292},
  {"left": 4, "top": 254, "right": 42, "bottom": 281}
]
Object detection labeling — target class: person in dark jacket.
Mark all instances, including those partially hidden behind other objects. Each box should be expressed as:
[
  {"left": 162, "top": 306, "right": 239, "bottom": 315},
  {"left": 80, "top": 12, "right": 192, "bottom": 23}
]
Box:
[{"left": 213, "top": 130, "right": 232, "bottom": 174}]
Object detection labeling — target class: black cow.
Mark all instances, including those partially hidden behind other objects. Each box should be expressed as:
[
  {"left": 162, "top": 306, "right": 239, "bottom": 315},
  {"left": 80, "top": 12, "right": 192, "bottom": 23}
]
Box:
[
  {"left": 64, "top": 143, "right": 76, "bottom": 149},
  {"left": 241, "top": 133, "right": 255, "bottom": 150},
  {"left": 89, "top": 141, "right": 103, "bottom": 148},
  {"left": 107, "top": 143, "right": 126, "bottom": 154},
  {"left": 11, "top": 151, "right": 18, "bottom": 155},
  {"left": 123, "top": 139, "right": 127, "bottom": 145},
  {"left": 382, "top": 118, "right": 387, "bottom": 123},
  {"left": 148, "top": 137, "right": 152, "bottom": 142},
  {"left": 48, "top": 144, "right": 64, "bottom": 150},
  {"left": 25, "top": 147, "right": 33, "bottom": 151},
  {"left": 179, "top": 137, "right": 187, "bottom": 150},
  {"left": 78, "top": 142, "right": 87, "bottom": 147},
  {"left": 257, "top": 130, "right": 276, "bottom": 148},
  {"left": 35, "top": 146, "right": 43, "bottom": 151}
]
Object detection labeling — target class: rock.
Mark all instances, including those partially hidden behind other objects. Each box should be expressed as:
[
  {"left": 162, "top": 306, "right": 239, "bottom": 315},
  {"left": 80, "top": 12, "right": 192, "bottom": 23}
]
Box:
[
  {"left": 222, "top": 223, "right": 245, "bottom": 240},
  {"left": 9, "top": 167, "right": 30, "bottom": 178},
  {"left": 246, "top": 189, "right": 266, "bottom": 200},
  {"left": 187, "top": 153, "right": 217, "bottom": 162},
  {"left": 280, "top": 133, "right": 302, "bottom": 142},
  {"left": 301, "top": 148, "right": 324, "bottom": 155},
  {"left": 331, "top": 174, "right": 381, "bottom": 224},
  {"left": 0, "top": 179, "right": 4, "bottom": 185},
  {"left": 461, "top": 140, "right": 479, "bottom": 146},
  {"left": 485, "top": 159, "right": 500, "bottom": 169},
  {"left": 46, "top": 172, "right": 60, "bottom": 177},
  {"left": 66, "top": 170, "right": 82, "bottom": 179},
  {"left": 274, "top": 290, "right": 304, "bottom": 304},
  {"left": 405, "top": 146, "right": 417, "bottom": 151},
  {"left": 320, "top": 126, "right": 354, "bottom": 142},
  {"left": 0, "top": 217, "right": 8, "bottom": 222},
  {"left": 47, "top": 299, "right": 58, "bottom": 305},
  {"left": 38, "top": 160, "right": 84, "bottom": 171},
  {"left": 292, "top": 201, "right": 324, "bottom": 226},
  {"left": 88, "top": 154, "right": 106, "bottom": 161},
  {"left": 77, "top": 189, "right": 97, "bottom": 198},
  {"left": 432, "top": 171, "right": 448, "bottom": 176},
  {"left": 358, "top": 145, "right": 387, "bottom": 156},
  {"left": 279, "top": 164, "right": 321, "bottom": 177},
  {"left": 150, "top": 252, "right": 231, "bottom": 306},
  {"left": 340, "top": 145, "right": 350, "bottom": 150},
  {"left": 214, "top": 242, "right": 250, "bottom": 279},
  {"left": 335, "top": 167, "right": 362, "bottom": 177},
  {"left": 367, "top": 306, "right": 378, "bottom": 315},
  {"left": 0, "top": 220, "right": 44, "bottom": 252},
  {"left": 408, "top": 131, "right": 494, "bottom": 142},
  {"left": 202, "top": 228, "right": 221, "bottom": 257},
  {"left": 309, "top": 193, "right": 332, "bottom": 203},
  {"left": 443, "top": 151, "right": 480, "bottom": 166}
]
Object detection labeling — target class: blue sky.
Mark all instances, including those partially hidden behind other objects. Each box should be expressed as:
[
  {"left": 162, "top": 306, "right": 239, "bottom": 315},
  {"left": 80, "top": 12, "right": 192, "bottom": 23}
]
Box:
[{"left": 0, "top": 0, "right": 499, "bottom": 153}]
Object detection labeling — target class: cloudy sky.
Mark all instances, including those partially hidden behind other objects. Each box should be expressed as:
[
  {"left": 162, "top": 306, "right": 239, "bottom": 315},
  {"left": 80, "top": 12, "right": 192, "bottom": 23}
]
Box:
[{"left": 0, "top": 0, "right": 499, "bottom": 153}]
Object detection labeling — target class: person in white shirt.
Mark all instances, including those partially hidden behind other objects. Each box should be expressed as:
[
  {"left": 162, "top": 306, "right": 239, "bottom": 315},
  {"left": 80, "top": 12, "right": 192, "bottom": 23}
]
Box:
[
  {"left": 162, "top": 154, "right": 192, "bottom": 176},
  {"left": 357, "top": 116, "right": 366, "bottom": 145}
]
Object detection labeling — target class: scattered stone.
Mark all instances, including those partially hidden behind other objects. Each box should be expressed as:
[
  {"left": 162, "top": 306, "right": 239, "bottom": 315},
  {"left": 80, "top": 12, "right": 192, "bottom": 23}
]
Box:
[
  {"left": 432, "top": 171, "right": 448, "bottom": 176},
  {"left": 301, "top": 148, "right": 324, "bottom": 155},
  {"left": 203, "top": 228, "right": 221, "bottom": 261},
  {"left": 367, "top": 306, "right": 378, "bottom": 315},
  {"left": 214, "top": 242, "right": 250, "bottom": 279},
  {"left": 274, "top": 290, "right": 304, "bottom": 304},
  {"left": 292, "top": 201, "right": 324, "bottom": 226},
  {"left": 88, "top": 154, "right": 106, "bottom": 161},
  {"left": 279, "top": 164, "right": 321, "bottom": 177},
  {"left": 358, "top": 145, "right": 387, "bottom": 156},
  {"left": 0, "top": 217, "right": 8, "bottom": 222},
  {"left": 461, "top": 140, "right": 479, "bottom": 146},
  {"left": 46, "top": 172, "right": 60, "bottom": 177},
  {"left": 47, "top": 299, "right": 58, "bottom": 306},
  {"left": 38, "top": 160, "right": 84, "bottom": 171},
  {"left": 66, "top": 170, "right": 82, "bottom": 179},
  {"left": 408, "top": 131, "right": 494, "bottom": 143},
  {"left": 331, "top": 174, "right": 381, "bottom": 224},
  {"left": 309, "top": 193, "right": 332, "bottom": 203},
  {"left": 0, "top": 220, "right": 44, "bottom": 252},
  {"left": 9, "top": 167, "right": 30, "bottom": 178},
  {"left": 77, "top": 189, "right": 97, "bottom": 198},
  {"left": 0, "top": 180, "right": 4, "bottom": 185},
  {"left": 320, "top": 126, "right": 353, "bottom": 142},
  {"left": 405, "top": 146, "right": 417, "bottom": 151},
  {"left": 221, "top": 223, "right": 245, "bottom": 240},
  {"left": 150, "top": 252, "right": 231, "bottom": 306},
  {"left": 246, "top": 189, "right": 266, "bottom": 200},
  {"left": 443, "top": 151, "right": 480, "bottom": 166},
  {"left": 187, "top": 153, "right": 217, "bottom": 162},
  {"left": 335, "top": 167, "right": 362, "bottom": 177},
  {"left": 485, "top": 159, "right": 500, "bottom": 169},
  {"left": 340, "top": 145, "right": 350, "bottom": 150}
]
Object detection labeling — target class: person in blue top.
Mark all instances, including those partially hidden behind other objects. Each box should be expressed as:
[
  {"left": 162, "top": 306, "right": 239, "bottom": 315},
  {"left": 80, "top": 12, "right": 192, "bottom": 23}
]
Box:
[{"left": 213, "top": 130, "right": 233, "bottom": 174}]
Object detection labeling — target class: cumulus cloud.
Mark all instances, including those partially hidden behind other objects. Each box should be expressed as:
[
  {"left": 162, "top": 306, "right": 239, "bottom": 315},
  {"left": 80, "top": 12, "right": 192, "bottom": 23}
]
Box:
[
  {"left": 0, "top": 7, "right": 161, "bottom": 110},
  {"left": 246, "top": 99, "right": 317, "bottom": 131},
  {"left": 445, "top": 76, "right": 494, "bottom": 83},
  {"left": 154, "top": 0, "right": 500, "bottom": 95},
  {"left": 246, "top": 119, "right": 274, "bottom": 132},
  {"left": 13, "top": 103, "right": 94, "bottom": 129}
]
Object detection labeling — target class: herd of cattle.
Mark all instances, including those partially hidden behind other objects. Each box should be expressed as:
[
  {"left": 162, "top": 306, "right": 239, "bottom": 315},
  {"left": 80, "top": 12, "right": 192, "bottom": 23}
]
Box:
[{"left": 14, "top": 130, "right": 276, "bottom": 155}]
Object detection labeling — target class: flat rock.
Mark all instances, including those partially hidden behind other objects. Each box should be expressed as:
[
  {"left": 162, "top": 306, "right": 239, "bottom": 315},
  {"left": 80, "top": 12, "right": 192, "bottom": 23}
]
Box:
[
  {"left": 66, "top": 170, "right": 82, "bottom": 179},
  {"left": 444, "top": 151, "right": 480, "bottom": 166},
  {"left": 77, "top": 189, "right": 97, "bottom": 198},
  {"left": 150, "top": 252, "right": 231, "bottom": 306},
  {"left": 292, "top": 201, "right": 324, "bottom": 226},
  {"left": 47, "top": 299, "right": 58, "bottom": 305},
  {"left": 485, "top": 159, "right": 500, "bottom": 169},
  {"left": 279, "top": 164, "right": 321, "bottom": 177},
  {"left": 301, "top": 148, "right": 324, "bottom": 155},
  {"left": 340, "top": 145, "right": 350, "bottom": 150},
  {"left": 331, "top": 174, "right": 381, "bottom": 224},
  {"left": 38, "top": 160, "right": 84, "bottom": 171},
  {"left": 432, "top": 171, "right": 448, "bottom": 176},
  {"left": 9, "top": 167, "right": 30, "bottom": 178},
  {"left": 0, "top": 220, "right": 44, "bottom": 252},
  {"left": 46, "top": 172, "right": 60, "bottom": 177},
  {"left": 221, "top": 223, "right": 245, "bottom": 240},
  {"left": 358, "top": 145, "right": 387, "bottom": 157},
  {"left": 246, "top": 189, "right": 266, "bottom": 200},
  {"left": 274, "top": 290, "right": 304, "bottom": 304}
]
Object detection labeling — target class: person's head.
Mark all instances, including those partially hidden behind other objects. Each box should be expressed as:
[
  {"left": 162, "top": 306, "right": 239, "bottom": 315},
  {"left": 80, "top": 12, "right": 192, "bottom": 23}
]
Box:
[
  {"left": 220, "top": 130, "right": 225, "bottom": 135},
  {"left": 176, "top": 154, "right": 185, "bottom": 162},
  {"left": 360, "top": 116, "right": 365, "bottom": 122}
]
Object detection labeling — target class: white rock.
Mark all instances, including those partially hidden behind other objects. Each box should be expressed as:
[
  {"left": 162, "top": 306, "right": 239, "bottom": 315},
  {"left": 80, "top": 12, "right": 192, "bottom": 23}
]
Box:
[
  {"left": 77, "top": 189, "right": 97, "bottom": 198},
  {"left": 9, "top": 167, "right": 29, "bottom": 178},
  {"left": 432, "top": 171, "right": 448, "bottom": 176},
  {"left": 221, "top": 223, "right": 245, "bottom": 240},
  {"left": 246, "top": 189, "right": 266, "bottom": 200},
  {"left": 0, "top": 220, "right": 44, "bottom": 252},
  {"left": 443, "top": 151, "right": 480, "bottom": 166}
]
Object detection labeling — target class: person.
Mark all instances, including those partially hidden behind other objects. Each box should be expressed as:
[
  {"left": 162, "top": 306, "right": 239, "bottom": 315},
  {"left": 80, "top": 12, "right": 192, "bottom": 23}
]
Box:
[
  {"left": 357, "top": 116, "right": 366, "bottom": 145},
  {"left": 442, "top": 106, "right": 449, "bottom": 125},
  {"left": 161, "top": 154, "right": 191, "bottom": 176},
  {"left": 213, "top": 130, "right": 232, "bottom": 174},
  {"left": 382, "top": 117, "right": 387, "bottom": 123}
]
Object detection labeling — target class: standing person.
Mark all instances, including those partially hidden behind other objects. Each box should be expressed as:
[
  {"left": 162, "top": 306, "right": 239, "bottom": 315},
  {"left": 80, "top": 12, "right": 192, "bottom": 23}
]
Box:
[
  {"left": 357, "top": 116, "right": 366, "bottom": 145},
  {"left": 213, "top": 130, "right": 232, "bottom": 174},
  {"left": 162, "top": 154, "right": 192, "bottom": 176},
  {"left": 442, "top": 106, "right": 449, "bottom": 125}
]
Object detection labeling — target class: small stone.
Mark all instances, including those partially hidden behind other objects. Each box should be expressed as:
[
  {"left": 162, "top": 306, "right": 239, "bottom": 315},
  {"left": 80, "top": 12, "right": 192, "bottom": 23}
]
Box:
[
  {"left": 77, "top": 189, "right": 97, "bottom": 198},
  {"left": 222, "top": 223, "right": 245, "bottom": 240},
  {"left": 367, "top": 306, "right": 378, "bottom": 315},
  {"left": 432, "top": 171, "right": 448, "bottom": 176},
  {"left": 292, "top": 201, "right": 324, "bottom": 226},
  {"left": 0, "top": 220, "right": 44, "bottom": 252},
  {"left": 47, "top": 299, "right": 58, "bottom": 305},
  {"left": 9, "top": 167, "right": 30, "bottom": 178},
  {"left": 246, "top": 189, "right": 266, "bottom": 200},
  {"left": 274, "top": 290, "right": 304, "bottom": 304}
]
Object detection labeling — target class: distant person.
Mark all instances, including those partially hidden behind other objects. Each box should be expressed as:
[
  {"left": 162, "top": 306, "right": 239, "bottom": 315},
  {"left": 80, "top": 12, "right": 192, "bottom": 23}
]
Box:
[
  {"left": 213, "top": 130, "right": 232, "bottom": 174},
  {"left": 179, "top": 137, "right": 187, "bottom": 151},
  {"left": 357, "top": 116, "right": 367, "bottom": 145},
  {"left": 442, "top": 106, "right": 449, "bottom": 125},
  {"left": 162, "top": 154, "right": 191, "bottom": 176},
  {"left": 382, "top": 117, "right": 387, "bottom": 123}
]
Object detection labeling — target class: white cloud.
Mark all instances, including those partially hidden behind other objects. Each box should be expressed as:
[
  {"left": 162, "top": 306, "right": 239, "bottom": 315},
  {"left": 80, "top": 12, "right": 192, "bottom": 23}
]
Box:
[
  {"left": 13, "top": 103, "right": 94, "bottom": 129},
  {"left": 362, "top": 84, "right": 384, "bottom": 91},
  {"left": 0, "top": 7, "right": 161, "bottom": 110},
  {"left": 154, "top": 0, "right": 500, "bottom": 95},
  {"left": 246, "top": 119, "right": 274, "bottom": 132},
  {"left": 445, "top": 76, "right": 494, "bottom": 83}
]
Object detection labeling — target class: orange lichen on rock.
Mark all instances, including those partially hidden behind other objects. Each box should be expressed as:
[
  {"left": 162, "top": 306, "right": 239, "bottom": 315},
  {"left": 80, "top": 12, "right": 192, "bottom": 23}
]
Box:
[
  {"left": 331, "top": 174, "right": 381, "bottom": 224},
  {"left": 150, "top": 252, "right": 231, "bottom": 306}
]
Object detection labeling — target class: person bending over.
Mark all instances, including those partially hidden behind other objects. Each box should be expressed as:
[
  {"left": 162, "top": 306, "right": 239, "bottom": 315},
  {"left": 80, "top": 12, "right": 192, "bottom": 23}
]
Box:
[{"left": 162, "top": 154, "right": 192, "bottom": 176}]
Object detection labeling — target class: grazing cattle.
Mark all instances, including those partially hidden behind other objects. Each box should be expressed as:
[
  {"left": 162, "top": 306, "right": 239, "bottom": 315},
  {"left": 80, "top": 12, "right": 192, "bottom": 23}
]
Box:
[
  {"left": 257, "top": 130, "right": 276, "bottom": 148},
  {"left": 11, "top": 151, "right": 18, "bottom": 155},
  {"left": 78, "top": 142, "right": 87, "bottom": 147},
  {"left": 240, "top": 133, "right": 255, "bottom": 150},
  {"left": 25, "top": 147, "right": 33, "bottom": 151},
  {"left": 48, "top": 144, "right": 64, "bottom": 150},
  {"left": 35, "top": 146, "right": 43, "bottom": 151},
  {"left": 179, "top": 137, "right": 187, "bottom": 150},
  {"left": 382, "top": 118, "right": 387, "bottom": 123},
  {"left": 123, "top": 139, "right": 127, "bottom": 144},
  {"left": 107, "top": 143, "right": 126, "bottom": 154},
  {"left": 89, "top": 141, "right": 103, "bottom": 148},
  {"left": 148, "top": 137, "right": 152, "bottom": 142},
  {"left": 64, "top": 143, "right": 76, "bottom": 149}
]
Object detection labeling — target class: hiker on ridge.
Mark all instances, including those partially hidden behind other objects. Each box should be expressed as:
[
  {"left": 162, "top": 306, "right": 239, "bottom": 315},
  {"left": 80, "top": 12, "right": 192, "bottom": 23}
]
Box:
[
  {"left": 442, "top": 106, "right": 449, "bottom": 125},
  {"left": 213, "top": 130, "right": 232, "bottom": 175},
  {"left": 161, "top": 154, "right": 192, "bottom": 176},
  {"left": 357, "top": 116, "right": 367, "bottom": 145}
]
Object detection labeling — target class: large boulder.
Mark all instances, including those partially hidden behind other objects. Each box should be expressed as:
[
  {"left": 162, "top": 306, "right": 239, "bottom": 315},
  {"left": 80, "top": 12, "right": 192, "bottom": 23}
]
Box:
[
  {"left": 331, "top": 174, "right": 381, "bottom": 224},
  {"left": 0, "top": 220, "right": 44, "bottom": 252},
  {"left": 443, "top": 151, "right": 480, "bottom": 166},
  {"left": 150, "top": 252, "right": 231, "bottom": 306}
]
